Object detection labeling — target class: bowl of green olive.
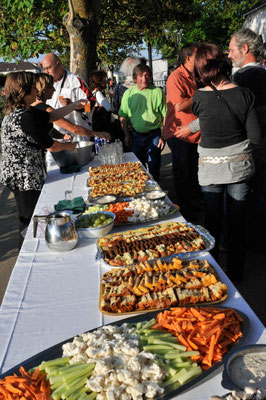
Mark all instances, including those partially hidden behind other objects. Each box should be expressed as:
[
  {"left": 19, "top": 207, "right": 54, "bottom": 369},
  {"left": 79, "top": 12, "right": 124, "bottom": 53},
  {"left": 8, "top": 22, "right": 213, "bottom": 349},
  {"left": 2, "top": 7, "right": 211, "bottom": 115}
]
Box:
[{"left": 75, "top": 211, "right": 115, "bottom": 238}]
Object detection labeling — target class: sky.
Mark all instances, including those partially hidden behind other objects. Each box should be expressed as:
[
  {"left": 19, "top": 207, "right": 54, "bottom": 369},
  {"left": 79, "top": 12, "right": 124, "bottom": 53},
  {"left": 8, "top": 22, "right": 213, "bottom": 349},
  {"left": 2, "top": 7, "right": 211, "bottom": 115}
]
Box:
[{"left": 0, "top": 44, "right": 162, "bottom": 65}]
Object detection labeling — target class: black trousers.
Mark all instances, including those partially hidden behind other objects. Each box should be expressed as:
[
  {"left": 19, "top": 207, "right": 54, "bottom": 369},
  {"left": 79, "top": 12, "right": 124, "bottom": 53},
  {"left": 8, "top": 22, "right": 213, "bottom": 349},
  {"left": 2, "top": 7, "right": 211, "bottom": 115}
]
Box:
[{"left": 9, "top": 188, "right": 41, "bottom": 248}]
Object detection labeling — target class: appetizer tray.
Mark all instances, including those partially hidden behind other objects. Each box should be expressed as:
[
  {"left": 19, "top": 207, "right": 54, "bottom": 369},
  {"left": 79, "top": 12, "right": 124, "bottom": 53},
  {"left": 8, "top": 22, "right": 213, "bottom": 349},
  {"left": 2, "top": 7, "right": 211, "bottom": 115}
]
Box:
[
  {"left": 87, "top": 183, "right": 163, "bottom": 203},
  {"left": 113, "top": 203, "right": 180, "bottom": 227},
  {"left": 87, "top": 161, "right": 162, "bottom": 200},
  {"left": 0, "top": 306, "right": 250, "bottom": 400},
  {"left": 84, "top": 201, "right": 180, "bottom": 227},
  {"left": 100, "top": 255, "right": 228, "bottom": 315},
  {"left": 96, "top": 221, "right": 215, "bottom": 267}
]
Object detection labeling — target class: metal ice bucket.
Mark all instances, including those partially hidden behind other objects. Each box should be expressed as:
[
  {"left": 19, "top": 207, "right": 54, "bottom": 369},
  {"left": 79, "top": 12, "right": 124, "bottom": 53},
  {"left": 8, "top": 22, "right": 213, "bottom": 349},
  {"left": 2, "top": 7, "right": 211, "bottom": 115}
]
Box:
[{"left": 51, "top": 140, "right": 94, "bottom": 168}]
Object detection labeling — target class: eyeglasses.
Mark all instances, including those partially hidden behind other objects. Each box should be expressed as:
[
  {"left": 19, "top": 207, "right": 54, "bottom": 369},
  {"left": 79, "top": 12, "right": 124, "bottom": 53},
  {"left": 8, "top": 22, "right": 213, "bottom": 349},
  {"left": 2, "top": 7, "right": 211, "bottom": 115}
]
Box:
[{"left": 42, "top": 64, "right": 56, "bottom": 72}]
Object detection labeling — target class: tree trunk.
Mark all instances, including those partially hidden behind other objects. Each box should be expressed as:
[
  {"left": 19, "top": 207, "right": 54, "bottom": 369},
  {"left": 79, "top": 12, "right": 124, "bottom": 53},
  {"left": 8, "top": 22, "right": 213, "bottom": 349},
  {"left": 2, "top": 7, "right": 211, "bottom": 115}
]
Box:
[
  {"left": 63, "top": 0, "right": 100, "bottom": 83},
  {"left": 148, "top": 42, "right": 153, "bottom": 82}
]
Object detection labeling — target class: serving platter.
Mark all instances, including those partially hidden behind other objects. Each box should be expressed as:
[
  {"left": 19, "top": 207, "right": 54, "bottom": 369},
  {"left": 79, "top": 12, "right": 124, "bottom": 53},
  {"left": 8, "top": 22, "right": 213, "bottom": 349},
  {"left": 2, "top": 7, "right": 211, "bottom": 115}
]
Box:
[
  {"left": 87, "top": 183, "right": 163, "bottom": 202},
  {"left": 0, "top": 306, "right": 250, "bottom": 400},
  {"left": 96, "top": 222, "right": 215, "bottom": 268},
  {"left": 100, "top": 255, "right": 228, "bottom": 315},
  {"left": 85, "top": 201, "right": 180, "bottom": 226}
]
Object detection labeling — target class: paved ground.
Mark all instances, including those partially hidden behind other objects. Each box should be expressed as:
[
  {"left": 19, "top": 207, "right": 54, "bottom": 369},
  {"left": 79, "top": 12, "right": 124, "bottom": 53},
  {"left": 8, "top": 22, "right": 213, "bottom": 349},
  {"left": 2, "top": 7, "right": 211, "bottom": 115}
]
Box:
[{"left": 0, "top": 144, "right": 265, "bottom": 326}]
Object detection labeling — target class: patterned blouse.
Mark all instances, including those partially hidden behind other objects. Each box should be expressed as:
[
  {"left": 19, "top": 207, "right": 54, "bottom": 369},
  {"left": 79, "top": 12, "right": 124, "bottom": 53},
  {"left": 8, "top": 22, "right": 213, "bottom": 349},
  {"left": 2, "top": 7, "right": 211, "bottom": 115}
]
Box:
[{"left": 0, "top": 107, "right": 54, "bottom": 191}]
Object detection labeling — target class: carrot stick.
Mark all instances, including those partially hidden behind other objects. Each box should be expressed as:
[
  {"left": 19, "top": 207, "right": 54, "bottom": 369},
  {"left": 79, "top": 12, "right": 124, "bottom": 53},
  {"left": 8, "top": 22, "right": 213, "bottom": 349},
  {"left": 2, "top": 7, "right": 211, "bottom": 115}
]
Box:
[{"left": 153, "top": 306, "right": 243, "bottom": 369}]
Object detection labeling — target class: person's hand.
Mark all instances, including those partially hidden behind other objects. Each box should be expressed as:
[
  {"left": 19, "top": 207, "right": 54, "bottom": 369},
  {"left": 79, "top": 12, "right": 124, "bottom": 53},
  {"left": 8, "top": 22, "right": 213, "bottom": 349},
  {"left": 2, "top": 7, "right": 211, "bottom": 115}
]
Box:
[
  {"left": 124, "top": 134, "right": 132, "bottom": 148},
  {"left": 95, "top": 131, "right": 111, "bottom": 141},
  {"left": 59, "top": 97, "right": 71, "bottom": 106},
  {"left": 73, "top": 99, "right": 87, "bottom": 110},
  {"left": 157, "top": 138, "right": 165, "bottom": 150},
  {"left": 173, "top": 125, "right": 192, "bottom": 139},
  {"left": 63, "top": 134, "right": 72, "bottom": 141}
]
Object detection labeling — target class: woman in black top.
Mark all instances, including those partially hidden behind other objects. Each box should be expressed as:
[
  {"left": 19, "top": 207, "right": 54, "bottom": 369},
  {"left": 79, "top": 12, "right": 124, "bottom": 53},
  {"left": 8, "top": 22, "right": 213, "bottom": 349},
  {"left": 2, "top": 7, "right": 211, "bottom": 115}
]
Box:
[
  {"left": 32, "top": 73, "right": 110, "bottom": 141},
  {"left": 0, "top": 71, "right": 86, "bottom": 247},
  {"left": 175, "top": 44, "right": 262, "bottom": 282}
]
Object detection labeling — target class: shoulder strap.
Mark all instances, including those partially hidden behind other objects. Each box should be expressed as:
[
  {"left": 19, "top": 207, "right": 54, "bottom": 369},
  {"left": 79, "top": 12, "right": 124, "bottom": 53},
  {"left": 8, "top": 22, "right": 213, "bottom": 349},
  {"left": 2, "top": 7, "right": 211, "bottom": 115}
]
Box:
[{"left": 209, "top": 83, "right": 246, "bottom": 130}]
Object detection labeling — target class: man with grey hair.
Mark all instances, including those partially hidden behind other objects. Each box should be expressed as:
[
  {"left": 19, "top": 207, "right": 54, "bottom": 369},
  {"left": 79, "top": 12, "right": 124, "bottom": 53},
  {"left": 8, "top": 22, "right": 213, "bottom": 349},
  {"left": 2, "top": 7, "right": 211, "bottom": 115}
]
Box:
[
  {"left": 229, "top": 28, "right": 266, "bottom": 248},
  {"left": 112, "top": 56, "right": 142, "bottom": 115}
]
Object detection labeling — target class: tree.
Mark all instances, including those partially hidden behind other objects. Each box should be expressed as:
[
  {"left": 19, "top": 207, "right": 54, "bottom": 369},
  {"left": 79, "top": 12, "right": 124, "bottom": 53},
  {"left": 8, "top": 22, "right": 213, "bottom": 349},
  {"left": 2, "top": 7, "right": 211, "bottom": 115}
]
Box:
[
  {"left": 0, "top": 0, "right": 193, "bottom": 82},
  {"left": 155, "top": 0, "right": 259, "bottom": 65}
]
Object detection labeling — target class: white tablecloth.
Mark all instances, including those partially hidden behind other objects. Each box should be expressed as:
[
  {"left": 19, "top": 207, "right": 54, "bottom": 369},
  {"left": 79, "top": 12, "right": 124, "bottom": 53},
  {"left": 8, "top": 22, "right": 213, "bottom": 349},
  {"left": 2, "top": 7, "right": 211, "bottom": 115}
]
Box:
[{"left": 0, "top": 153, "right": 265, "bottom": 399}]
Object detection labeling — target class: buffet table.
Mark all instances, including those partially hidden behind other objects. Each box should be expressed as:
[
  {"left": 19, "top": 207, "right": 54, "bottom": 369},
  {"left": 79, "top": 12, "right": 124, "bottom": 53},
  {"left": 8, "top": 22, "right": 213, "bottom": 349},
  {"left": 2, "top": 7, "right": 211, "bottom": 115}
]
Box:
[{"left": 0, "top": 153, "right": 265, "bottom": 399}]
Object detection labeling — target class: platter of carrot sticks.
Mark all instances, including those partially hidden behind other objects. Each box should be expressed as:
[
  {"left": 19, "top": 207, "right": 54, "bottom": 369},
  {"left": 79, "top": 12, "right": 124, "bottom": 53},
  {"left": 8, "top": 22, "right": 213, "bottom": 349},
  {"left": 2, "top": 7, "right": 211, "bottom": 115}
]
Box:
[{"left": 0, "top": 306, "right": 249, "bottom": 400}]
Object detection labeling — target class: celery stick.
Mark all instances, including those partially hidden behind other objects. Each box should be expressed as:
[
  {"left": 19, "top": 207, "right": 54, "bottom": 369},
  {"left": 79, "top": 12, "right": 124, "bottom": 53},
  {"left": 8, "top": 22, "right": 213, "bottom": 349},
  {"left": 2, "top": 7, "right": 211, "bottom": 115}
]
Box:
[
  {"left": 46, "top": 366, "right": 62, "bottom": 376},
  {"left": 169, "top": 361, "right": 191, "bottom": 369},
  {"left": 177, "top": 366, "right": 202, "bottom": 385},
  {"left": 163, "top": 368, "right": 187, "bottom": 387},
  {"left": 147, "top": 339, "right": 186, "bottom": 350},
  {"left": 173, "top": 351, "right": 200, "bottom": 358},
  {"left": 66, "top": 386, "right": 86, "bottom": 400},
  {"left": 140, "top": 337, "right": 148, "bottom": 345},
  {"left": 83, "top": 393, "right": 97, "bottom": 400},
  {"left": 141, "top": 329, "right": 168, "bottom": 336},
  {"left": 63, "top": 376, "right": 87, "bottom": 397},
  {"left": 78, "top": 393, "right": 89, "bottom": 400},
  {"left": 168, "top": 366, "right": 180, "bottom": 376},
  {"left": 137, "top": 319, "right": 156, "bottom": 332},
  {"left": 136, "top": 322, "right": 143, "bottom": 330},
  {"left": 50, "top": 374, "right": 65, "bottom": 386},
  {"left": 164, "top": 350, "right": 199, "bottom": 359},
  {"left": 148, "top": 348, "right": 174, "bottom": 355},
  {"left": 40, "top": 356, "right": 70, "bottom": 370},
  {"left": 147, "top": 336, "right": 179, "bottom": 344},
  {"left": 143, "top": 344, "right": 174, "bottom": 351},
  {"left": 51, "top": 383, "right": 68, "bottom": 400},
  {"left": 63, "top": 366, "right": 94, "bottom": 385},
  {"left": 58, "top": 362, "right": 85, "bottom": 374}
]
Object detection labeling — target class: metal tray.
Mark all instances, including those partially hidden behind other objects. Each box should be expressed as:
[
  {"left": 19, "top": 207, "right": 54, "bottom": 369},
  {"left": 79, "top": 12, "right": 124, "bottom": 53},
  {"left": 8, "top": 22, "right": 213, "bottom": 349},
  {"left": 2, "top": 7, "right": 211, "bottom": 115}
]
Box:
[
  {"left": 112, "top": 203, "right": 180, "bottom": 227},
  {"left": 96, "top": 222, "right": 215, "bottom": 268},
  {"left": 100, "top": 255, "right": 227, "bottom": 315},
  {"left": 0, "top": 306, "right": 250, "bottom": 400}
]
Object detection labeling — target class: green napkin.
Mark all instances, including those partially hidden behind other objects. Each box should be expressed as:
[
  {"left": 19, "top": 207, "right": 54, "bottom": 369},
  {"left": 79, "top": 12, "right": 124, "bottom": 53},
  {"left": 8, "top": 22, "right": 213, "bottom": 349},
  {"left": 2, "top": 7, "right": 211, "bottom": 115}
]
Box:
[
  {"left": 54, "top": 196, "right": 86, "bottom": 213},
  {"left": 60, "top": 165, "right": 82, "bottom": 174}
]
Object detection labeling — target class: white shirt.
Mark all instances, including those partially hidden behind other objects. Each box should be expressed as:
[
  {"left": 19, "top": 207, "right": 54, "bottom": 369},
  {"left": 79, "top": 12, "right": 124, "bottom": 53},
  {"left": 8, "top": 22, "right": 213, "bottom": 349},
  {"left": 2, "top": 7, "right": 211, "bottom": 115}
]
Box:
[{"left": 47, "top": 69, "right": 92, "bottom": 141}]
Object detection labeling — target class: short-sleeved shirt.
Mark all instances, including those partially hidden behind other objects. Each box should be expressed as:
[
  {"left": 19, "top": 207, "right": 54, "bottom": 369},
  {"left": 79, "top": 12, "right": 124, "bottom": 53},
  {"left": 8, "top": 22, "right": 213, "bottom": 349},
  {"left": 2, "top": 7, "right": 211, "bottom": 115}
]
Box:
[
  {"left": 46, "top": 69, "right": 94, "bottom": 140},
  {"left": 119, "top": 84, "right": 167, "bottom": 133},
  {"left": 0, "top": 107, "right": 53, "bottom": 191},
  {"left": 164, "top": 64, "right": 198, "bottom": 140}
]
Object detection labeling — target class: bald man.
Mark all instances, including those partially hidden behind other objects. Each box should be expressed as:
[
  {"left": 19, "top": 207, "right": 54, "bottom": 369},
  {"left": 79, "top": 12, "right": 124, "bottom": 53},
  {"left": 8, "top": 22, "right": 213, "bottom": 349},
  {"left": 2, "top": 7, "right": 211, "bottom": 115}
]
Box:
[{"left": 42, "top": 53, "right": 95, "bottom": 141}]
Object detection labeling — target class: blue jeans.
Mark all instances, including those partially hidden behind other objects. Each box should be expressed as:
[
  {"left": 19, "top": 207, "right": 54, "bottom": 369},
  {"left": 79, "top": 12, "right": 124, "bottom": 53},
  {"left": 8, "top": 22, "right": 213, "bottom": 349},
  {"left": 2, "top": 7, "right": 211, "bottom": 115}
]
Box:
[
  {"left": 132, "top": 128, "right": 161, "bottom": 181},
  {"left": 201, "top": 180, "right": 250, "bottom": 281},
  {"left": 167, "top": 137, "right": 201, "bottom": 220}
]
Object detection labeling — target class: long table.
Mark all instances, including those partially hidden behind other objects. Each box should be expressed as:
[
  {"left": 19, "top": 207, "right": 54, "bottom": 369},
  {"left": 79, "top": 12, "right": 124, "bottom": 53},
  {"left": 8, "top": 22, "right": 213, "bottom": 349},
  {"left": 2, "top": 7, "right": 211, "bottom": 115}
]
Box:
[{"left": 0, "top": 153, "right": 265, "bottom": 399}]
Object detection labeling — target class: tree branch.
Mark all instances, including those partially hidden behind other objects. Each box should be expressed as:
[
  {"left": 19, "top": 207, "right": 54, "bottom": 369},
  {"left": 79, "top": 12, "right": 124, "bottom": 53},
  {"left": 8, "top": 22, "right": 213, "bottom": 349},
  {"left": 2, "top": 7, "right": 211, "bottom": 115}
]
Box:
[{"left": 68, "top": 0, "right": 75, "bottom": 21}]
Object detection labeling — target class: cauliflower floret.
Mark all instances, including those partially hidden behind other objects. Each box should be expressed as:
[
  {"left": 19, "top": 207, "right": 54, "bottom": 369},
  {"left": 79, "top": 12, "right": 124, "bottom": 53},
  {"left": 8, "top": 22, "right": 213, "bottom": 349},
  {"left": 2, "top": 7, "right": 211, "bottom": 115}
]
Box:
[
  {"left": 86, "top": 375, "right": 104, "bottom": 392},
  {"left": 69, "top": 353, "right": 88, "bottom": 364},
  {"left": 126, "top": 383, "right": 144, "bottom": 399},
  {"left": 145, "top": 381, "right": 165, "bottom": 398}
]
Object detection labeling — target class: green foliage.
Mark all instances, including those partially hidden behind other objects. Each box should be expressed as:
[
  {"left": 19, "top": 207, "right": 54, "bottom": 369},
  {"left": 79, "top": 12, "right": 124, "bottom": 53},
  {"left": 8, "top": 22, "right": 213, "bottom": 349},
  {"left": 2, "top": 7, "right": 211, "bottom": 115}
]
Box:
[
  {"left": 0, "top": 0, "right": 192, "bottom": 68},
  {"left": 156, "top": 0, "right": 259, "bottom": 61},
  {"left": 0, "top": 0, "right": 258, "bottom": 70}
]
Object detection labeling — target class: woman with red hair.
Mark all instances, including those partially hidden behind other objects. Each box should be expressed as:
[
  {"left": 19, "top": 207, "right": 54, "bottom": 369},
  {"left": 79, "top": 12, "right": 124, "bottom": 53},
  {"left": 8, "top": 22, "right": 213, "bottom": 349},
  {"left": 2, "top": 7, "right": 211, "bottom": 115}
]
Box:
[{"left": 177, "top": 43, "right": 262, "bottom": 281}]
